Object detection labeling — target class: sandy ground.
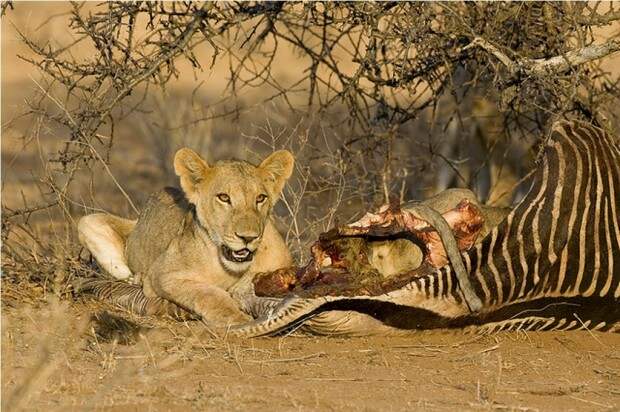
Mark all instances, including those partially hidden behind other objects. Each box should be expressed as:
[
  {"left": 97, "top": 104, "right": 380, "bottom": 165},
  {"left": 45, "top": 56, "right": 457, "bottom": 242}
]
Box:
[{"left": 2, "top": 298, "right": 619, "bottom": 412}]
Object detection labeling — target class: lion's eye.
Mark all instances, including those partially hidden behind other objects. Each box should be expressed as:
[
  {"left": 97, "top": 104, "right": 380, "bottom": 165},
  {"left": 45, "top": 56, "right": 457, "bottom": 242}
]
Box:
[
  {"left": 216, "top": 193, "right": 231, "bottom": 204},
  {"left": 256, "top": 194, "right": 267, "bottom": 204}
]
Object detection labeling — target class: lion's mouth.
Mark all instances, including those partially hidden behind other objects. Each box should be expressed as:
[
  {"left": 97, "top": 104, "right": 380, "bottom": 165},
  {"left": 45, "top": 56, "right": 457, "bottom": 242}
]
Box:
[{"left": 221, "top": 245, "right": 255, "bottom": 263}]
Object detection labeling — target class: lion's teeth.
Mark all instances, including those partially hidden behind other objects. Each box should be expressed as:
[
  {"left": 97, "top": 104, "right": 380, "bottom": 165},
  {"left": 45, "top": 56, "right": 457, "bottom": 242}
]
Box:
[{"left": 233, "top": 249, "right": 250, "bottom": 258}]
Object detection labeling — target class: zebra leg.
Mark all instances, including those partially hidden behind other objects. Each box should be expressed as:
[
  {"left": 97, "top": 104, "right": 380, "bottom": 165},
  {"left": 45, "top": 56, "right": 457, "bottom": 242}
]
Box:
[
  {"left": 73, "top": 277, "right": 197, "bottom": 321},
  {"left": 463, "top": 317, "right": 557, "bottom": 334},
  {"left": 464, "top": 317, "right": 618, "bottom": 334}
]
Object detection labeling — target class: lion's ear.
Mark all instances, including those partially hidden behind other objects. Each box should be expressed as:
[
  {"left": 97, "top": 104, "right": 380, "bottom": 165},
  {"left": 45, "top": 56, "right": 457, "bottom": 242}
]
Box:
[
  {"left": 174, "top": 148, "right": 210, "bottom": 203},
  {"left": 258, "top": 150, "right": 294, "bottom": 198}
]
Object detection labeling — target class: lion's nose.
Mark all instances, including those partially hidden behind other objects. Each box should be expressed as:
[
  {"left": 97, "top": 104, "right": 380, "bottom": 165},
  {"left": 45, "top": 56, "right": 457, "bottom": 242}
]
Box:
[{"left": 235, "top": 232, "right": 259, "bottom": 244}]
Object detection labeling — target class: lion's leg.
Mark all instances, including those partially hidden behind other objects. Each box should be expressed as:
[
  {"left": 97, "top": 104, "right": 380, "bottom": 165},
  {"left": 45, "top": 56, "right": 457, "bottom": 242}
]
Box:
[
  {"left": 77, "top": 213, "right": 136, "bottom": 280},
  {"left": 152, "top": 273, "right": 252, "bottom": 325}
]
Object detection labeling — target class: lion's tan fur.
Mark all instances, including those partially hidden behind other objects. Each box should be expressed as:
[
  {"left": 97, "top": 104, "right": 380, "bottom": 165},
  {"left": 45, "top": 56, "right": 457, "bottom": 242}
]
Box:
[{"left": 78, "top": 149, "right": 294, "bottom": 325}]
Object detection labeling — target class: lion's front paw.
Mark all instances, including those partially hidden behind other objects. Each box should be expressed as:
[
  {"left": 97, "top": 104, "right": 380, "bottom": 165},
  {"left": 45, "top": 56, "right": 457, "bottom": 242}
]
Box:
[{"left": 197, "top": 303, "right": 252, "bottom": 326}]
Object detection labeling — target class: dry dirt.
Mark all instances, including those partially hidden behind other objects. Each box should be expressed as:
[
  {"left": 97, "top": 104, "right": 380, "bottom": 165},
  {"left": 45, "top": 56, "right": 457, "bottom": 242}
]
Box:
[{"left": 2, "top": 298, "right": 619, "bottom": 412}]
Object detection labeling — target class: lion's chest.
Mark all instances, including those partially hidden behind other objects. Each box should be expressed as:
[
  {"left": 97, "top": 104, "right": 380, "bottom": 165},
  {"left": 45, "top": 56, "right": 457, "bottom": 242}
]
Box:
[
  {"left": 175, "top": 228, "right": 245, "bottom": 289},
  {"left": 191, "top": 251, "right": 241, "bottom": 289}
]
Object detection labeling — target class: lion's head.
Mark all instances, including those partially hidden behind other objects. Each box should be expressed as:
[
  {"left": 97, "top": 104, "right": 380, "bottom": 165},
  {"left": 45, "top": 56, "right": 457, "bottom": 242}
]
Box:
[{"left": 173, "top": 148, "right": 294, "bottom": 274}]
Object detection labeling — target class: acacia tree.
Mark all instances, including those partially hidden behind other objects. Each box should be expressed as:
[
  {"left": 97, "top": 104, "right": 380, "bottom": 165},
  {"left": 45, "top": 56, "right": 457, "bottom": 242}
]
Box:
[{"left": 2, "top": 1, "right": 620, "bottom": 294}]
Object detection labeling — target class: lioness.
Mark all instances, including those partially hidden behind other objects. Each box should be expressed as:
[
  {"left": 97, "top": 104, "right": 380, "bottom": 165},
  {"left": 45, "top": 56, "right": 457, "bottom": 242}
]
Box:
[{"left": 77, "top": 148, "right": 294, "bottom": 325}]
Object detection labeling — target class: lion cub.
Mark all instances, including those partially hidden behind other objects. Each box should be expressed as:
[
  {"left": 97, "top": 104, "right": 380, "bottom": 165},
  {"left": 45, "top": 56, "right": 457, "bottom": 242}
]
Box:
[{"left": 77, "top": 149, "right": 294, "bottom": 325}]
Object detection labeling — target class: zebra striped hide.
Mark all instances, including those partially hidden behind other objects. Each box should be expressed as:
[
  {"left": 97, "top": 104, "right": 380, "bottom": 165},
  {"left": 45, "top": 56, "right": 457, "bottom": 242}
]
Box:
[{"left": 231, "top": 120, "right": 620, "bottom": 337}]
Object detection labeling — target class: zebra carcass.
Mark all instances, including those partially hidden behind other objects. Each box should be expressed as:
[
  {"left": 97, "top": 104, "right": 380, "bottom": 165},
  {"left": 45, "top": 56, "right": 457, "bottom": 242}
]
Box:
[{"left": 231, "top": 121, "right": 620, "bottom": 336}]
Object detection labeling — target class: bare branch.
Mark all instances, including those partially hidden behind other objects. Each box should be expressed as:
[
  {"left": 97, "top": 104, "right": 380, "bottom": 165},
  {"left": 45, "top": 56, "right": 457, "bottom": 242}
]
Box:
[
  {"left": 574, "top": 9, "right": 620, "bottom": 26},
  {"left": 463, "top": 37, "right": 517, "bottom": 73},
  {"left": 526, "top": 39, "right": 620, "bottom": 76},
  {"left": 467, "top": 36, "right": 620, "bottom": 78}
]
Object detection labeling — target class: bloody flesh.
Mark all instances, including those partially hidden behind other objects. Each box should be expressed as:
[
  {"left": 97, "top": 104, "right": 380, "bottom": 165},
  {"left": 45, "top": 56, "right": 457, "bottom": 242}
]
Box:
[{"left": 253, "top": 200, "right": 484, "bottom": 298}]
